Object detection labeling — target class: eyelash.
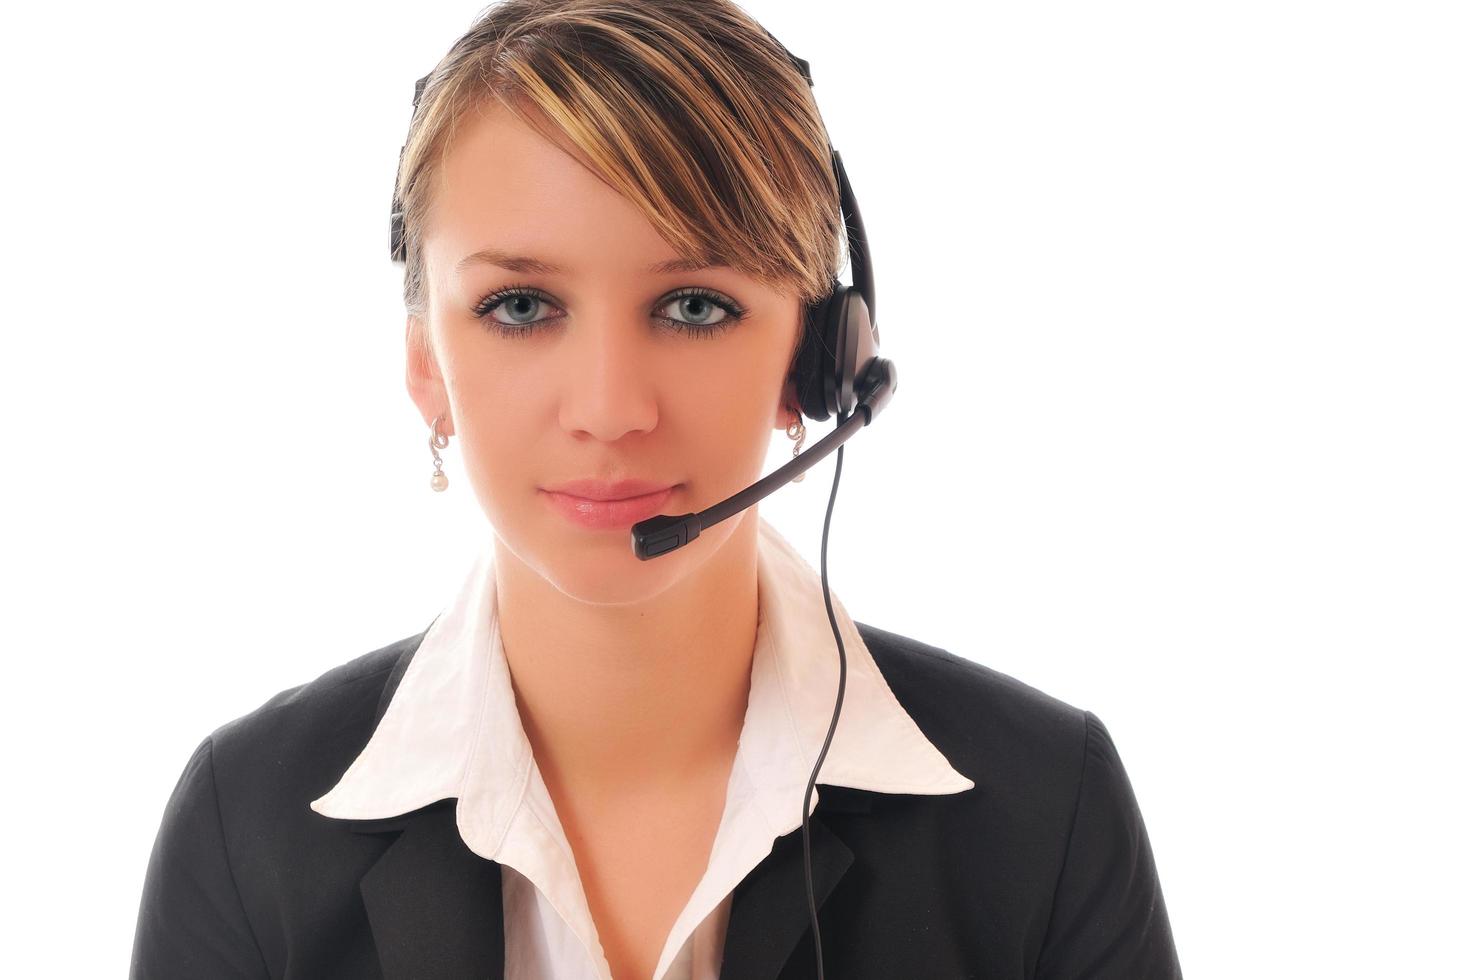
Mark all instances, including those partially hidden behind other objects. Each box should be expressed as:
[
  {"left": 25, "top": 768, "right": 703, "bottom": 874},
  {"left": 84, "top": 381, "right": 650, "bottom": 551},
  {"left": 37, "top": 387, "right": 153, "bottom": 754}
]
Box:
[{"left": 470, "top": 284, "right": 748, "bottom": 340}]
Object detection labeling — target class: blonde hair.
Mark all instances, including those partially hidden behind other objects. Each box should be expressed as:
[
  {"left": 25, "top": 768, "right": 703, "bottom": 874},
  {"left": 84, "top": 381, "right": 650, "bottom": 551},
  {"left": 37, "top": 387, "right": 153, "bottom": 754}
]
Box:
[{"left": 393, "top": 0, "right": 844, "bottom": 334}]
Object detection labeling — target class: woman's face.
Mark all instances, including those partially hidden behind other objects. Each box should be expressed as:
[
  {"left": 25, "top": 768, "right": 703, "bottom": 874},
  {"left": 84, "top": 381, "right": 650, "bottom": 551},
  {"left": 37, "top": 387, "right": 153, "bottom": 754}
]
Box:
[{"left": 406, "top": 98, "right": 805, "bottom": 603}]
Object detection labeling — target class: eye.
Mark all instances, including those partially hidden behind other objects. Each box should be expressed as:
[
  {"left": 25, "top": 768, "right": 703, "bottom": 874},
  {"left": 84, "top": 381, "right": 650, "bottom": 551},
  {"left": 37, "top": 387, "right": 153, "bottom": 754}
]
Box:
[
  {"left": 655, "top": 288, "right": 747, "bottom": 338},
  {"left": 469, "top": 284, "right": 748, "bottom": 339},
  {"left": 472, "top": 285, "right": 563, "bottom": 334}
]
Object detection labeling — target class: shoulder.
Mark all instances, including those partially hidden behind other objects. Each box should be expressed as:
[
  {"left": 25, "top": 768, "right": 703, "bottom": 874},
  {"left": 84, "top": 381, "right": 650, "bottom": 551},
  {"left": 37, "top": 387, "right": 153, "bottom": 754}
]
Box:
[
  {"left": 854, "top": 620, "right": 1093, "bottom": 810},
  {"left": 138, "top": 630, "right": 433, "bottom": 966},
  {"left": 856, "top": 619, "right": 1088, "bottom": 749},
  {"left": 853, "top": 625, "right": 1182, "bottom": 973},
  {"left": 201, "top": 628, "right": 428, "bottom": 804}
]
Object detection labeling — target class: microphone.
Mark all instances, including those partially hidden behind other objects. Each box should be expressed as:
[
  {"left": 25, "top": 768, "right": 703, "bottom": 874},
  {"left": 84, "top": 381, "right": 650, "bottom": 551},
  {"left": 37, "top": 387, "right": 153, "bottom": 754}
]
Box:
[{"left": 630, "top": 357, "right": 898, "bottom": 560}]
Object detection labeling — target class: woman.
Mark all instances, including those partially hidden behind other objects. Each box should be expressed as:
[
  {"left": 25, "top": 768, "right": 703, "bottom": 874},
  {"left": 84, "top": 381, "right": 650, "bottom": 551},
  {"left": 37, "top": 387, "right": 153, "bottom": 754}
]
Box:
[{"left": 130, "top": 1, "right": 1181, "bottom": 978}]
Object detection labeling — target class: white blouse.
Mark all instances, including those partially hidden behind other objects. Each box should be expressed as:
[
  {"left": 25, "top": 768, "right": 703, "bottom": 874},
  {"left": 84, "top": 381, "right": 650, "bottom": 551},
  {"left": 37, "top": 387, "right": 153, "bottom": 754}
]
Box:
[{"left": 309, "top": 516, "right": 974, "bottom": 980}]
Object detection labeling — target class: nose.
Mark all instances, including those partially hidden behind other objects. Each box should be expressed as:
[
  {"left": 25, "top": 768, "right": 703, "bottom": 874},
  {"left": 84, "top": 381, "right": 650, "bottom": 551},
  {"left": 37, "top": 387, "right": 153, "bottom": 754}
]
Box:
[{"left": 556, "top": 309, "right": 660, "bottom": 443}]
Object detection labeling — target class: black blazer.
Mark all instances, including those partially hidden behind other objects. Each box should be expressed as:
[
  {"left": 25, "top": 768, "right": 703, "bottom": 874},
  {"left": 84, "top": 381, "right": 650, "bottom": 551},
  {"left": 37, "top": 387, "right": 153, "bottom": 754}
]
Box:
[{"left": 130, "top": 622, "right": 1182, "bottom": 979}]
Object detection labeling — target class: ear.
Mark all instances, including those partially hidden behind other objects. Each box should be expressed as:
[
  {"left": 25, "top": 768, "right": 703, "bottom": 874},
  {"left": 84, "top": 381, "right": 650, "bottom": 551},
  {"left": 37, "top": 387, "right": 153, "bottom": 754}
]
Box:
[
  {"left": 775, "top": 301, "right": 806, "bottom": 430},
  {"left": 404, "top": 313, "right": 453, "bottom": 436},
  {"left": 775, "top": 378, "right": 802, "bottom": 431}
]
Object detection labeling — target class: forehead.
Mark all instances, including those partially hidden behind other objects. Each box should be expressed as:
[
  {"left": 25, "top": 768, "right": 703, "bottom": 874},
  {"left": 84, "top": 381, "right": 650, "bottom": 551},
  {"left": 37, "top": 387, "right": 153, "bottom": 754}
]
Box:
[{"left": 423, "top": 98, "right": 675, "bottom": 280}]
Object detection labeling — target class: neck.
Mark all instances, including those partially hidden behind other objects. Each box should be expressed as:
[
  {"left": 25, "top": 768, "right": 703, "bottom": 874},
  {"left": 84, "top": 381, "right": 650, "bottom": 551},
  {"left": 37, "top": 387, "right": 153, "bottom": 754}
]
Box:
[{"left": 493, "top": 509, "right": 761, "bottom": 799}]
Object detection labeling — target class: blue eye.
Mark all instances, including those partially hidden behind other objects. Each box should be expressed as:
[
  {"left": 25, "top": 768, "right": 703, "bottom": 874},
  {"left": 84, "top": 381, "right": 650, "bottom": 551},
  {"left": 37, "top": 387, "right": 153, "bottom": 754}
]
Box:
[
  {"left": 472, "top": 286, "right": 556, "bottom": 331},
  {"left": 655, "top": 290, "right": 746, "bottom": 337},
  {"left": 471, "top": 285, "right": 747, "bottom": 339}
]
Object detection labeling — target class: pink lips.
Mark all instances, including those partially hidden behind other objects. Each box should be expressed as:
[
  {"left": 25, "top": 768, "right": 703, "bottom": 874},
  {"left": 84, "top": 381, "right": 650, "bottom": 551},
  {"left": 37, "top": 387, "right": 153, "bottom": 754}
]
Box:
[{"left": 539, "top": 479, "right": 679, "bottom": 531}]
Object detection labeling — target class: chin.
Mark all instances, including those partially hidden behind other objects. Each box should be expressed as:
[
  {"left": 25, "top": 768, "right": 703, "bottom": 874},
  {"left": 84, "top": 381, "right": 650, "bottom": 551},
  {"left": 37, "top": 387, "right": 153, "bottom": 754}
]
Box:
[{"left": 497, "top": 502, "right": 745, "bottom": 607}]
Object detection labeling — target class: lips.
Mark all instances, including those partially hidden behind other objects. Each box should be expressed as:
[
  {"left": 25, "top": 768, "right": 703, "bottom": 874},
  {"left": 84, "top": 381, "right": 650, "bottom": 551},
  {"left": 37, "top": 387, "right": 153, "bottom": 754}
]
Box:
[
  {"left": 543, "top": 478, "right": 678, "bottom": 501},
  {"left": 539, "top": 482, "right": 679, "bottom": 531}
]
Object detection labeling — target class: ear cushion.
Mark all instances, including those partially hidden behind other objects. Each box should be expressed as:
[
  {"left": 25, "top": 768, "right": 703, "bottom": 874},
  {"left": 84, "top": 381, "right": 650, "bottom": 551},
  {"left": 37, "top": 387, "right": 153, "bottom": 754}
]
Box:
[{"left": 791, "top": 282, "right": 845, "bottom": 422}]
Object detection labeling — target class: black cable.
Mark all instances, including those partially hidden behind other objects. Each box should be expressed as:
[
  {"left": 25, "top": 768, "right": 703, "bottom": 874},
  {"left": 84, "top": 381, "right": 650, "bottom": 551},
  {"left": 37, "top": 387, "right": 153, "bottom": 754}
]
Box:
[{"left": 802, "top": 421, "right": 850, "bottom": 980}]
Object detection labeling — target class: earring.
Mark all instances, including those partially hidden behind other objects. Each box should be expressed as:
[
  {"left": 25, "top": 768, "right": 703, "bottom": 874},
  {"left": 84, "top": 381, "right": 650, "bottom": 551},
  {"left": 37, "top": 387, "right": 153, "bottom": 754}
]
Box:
[
  {"left": 786, "top": 409, "right": 807, "bottom": 483},
  {"left": 429, "top": 413, "right": 450, "bottom": 492}
]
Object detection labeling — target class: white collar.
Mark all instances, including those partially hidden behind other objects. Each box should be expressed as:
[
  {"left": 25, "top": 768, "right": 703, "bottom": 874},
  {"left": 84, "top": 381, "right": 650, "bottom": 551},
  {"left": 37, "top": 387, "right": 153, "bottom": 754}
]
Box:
[{"left": 310, "top": 515, "right": 974, "bottom": 856}]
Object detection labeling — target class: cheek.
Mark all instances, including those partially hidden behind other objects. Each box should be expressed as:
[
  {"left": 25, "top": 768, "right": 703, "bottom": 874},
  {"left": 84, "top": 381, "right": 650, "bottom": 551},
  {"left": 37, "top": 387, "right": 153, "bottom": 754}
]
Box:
[
  {"left": 671, "top": 341, "right": 789, "bottom": 488},
  {"left": 438, "top": 339, "right": 540, "bottom": 495}
]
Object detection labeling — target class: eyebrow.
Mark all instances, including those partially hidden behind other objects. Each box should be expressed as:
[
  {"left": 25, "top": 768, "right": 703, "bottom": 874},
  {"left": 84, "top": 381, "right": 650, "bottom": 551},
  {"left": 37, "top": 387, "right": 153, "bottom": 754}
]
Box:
[{"left": 454, "top": 247, "right": 726, "bottom": 277}]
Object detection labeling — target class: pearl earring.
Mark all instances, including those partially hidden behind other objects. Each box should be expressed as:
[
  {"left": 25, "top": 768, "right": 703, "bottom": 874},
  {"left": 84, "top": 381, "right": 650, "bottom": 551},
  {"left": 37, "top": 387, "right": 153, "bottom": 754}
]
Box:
[
  {"left": 787, "top": 409, "right": 807, "bottom": 483},
  {"left": 429, "top": 413, "right": 450, "bottom": 492}
]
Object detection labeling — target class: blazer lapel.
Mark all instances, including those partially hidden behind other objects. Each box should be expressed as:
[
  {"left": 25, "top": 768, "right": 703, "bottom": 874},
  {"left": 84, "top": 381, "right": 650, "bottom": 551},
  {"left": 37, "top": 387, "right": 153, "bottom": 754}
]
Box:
[
  {"left": 355, "top": 800, "right": 506, "bottom": 980},
  {"left": 350, "top": 628, "right": 506, "bottom": 979},
  {"left": 718, "top": 788, "right": 870, "bottom": 980}
]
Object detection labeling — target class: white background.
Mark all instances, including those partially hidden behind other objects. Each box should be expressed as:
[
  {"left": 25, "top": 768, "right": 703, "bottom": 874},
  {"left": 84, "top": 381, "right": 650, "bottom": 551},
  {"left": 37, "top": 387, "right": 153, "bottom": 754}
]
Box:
[{"left": 2, "top": 0, "right": 1472, "bottom": 975}]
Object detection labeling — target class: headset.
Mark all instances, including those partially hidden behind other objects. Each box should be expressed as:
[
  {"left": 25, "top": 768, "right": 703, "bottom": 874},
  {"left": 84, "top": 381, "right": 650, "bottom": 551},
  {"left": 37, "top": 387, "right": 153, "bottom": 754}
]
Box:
[{"left": 390, "top": 32, "right": 895, "bottom": 980}]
